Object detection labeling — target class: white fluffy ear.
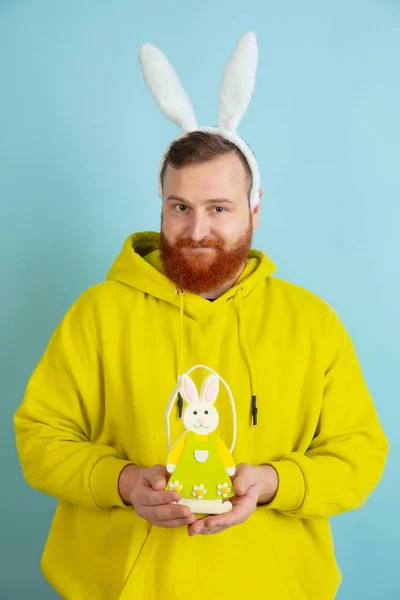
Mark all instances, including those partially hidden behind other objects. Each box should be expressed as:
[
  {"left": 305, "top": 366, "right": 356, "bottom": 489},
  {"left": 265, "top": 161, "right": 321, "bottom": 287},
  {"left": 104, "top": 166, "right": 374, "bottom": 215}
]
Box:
[
  {"left": 200, "top": 374, "right": 219, "bottom": 405},
  {"left": 218, "top": 31, "right": 258, "bottom": 134},
  {"left": 180, "top": 374, "right": 199, "bottom": 404},
  {"left": 139, "top": 43, "right": 198, "bottom": 133}
]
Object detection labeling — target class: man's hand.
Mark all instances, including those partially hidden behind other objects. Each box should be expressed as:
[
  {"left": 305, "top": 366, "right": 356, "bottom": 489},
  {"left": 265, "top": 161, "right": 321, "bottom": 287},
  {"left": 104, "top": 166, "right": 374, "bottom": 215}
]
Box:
[
  {"left": 118, "top": 464, "right": 197, "bottom": 528},
  {"left": 187, "top": 463, "right": 278, "bottom": 536}
]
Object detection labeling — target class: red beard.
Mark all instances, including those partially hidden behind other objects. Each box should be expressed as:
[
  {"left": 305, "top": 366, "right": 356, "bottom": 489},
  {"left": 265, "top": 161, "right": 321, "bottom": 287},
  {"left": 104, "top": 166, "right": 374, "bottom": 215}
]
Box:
[{"left": 159, "top": 220, "right": 253, "bottom": 294}]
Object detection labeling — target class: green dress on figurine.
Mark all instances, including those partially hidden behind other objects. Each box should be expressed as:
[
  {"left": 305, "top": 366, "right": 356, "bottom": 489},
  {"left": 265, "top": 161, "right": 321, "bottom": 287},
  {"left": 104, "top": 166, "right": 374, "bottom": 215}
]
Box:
[{"left": 167, "top": 431, "right": 234, "bottom": 501}]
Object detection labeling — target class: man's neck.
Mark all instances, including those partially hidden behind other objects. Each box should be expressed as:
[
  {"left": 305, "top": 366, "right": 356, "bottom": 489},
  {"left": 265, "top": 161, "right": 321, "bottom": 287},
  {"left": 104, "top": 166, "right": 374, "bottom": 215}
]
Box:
[{"left": 198, "top": 262, "right": 246, "bottom": 301}]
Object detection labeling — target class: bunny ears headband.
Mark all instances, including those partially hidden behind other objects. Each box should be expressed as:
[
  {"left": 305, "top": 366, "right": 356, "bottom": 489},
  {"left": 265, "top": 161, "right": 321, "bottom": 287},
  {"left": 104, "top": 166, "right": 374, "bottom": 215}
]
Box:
[{"left": 139, "top": 31, "right": 261, "bottom": 209}]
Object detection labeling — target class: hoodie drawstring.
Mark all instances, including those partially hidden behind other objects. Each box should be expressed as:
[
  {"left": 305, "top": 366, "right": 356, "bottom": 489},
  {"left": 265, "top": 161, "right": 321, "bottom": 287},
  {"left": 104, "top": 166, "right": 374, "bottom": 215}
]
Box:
[
  {"left": 236, "top": 288, "right": 258, "bottom": 427},
  {"left": 175, "top": 287, "right": 258, "bottom": 427},
  {"left": 177, "top": 288, "right": 184, "bottom": 418}
]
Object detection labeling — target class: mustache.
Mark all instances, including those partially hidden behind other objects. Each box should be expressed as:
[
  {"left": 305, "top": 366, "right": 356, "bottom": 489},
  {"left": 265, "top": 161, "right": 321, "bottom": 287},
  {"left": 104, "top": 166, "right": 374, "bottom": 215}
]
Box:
[{"left": 174, "top": 238, "right": 224, "bottom": 250}]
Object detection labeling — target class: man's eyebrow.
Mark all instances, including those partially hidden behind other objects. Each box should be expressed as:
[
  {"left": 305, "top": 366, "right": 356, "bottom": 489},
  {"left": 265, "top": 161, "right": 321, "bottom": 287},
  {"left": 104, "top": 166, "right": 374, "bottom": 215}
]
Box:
[{"left": 166, "top": 195, "right": 235, "bottom": 205}]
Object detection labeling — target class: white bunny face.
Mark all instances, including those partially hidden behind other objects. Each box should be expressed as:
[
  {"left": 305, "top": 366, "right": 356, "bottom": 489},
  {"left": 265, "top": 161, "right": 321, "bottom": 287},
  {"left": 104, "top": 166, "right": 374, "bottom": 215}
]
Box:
[
  {"left": 182, "top": 402, "right": 219, "bottom": 434},
  {"left": 180, "top": 373, "right": 220, "bottom": 435}
]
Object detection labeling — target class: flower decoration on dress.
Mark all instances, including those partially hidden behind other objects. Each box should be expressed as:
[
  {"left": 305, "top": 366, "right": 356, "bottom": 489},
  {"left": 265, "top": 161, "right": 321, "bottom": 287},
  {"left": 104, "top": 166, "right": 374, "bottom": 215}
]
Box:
[
  {"left": 217, "top": 483, "right": 232, "bottom": 498},
  {"left": 168, "top": 480, "right": 183, "bottom": 493},
  {"left": 192, "top": 484, "right": 207, "bottom": 499}
]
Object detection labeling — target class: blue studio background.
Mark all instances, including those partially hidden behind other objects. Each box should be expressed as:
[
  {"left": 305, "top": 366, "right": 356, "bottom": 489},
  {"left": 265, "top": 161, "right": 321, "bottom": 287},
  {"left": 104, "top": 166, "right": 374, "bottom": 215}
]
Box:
[{"left": 1, "top": 1, "right": 399, "bottom": 598}]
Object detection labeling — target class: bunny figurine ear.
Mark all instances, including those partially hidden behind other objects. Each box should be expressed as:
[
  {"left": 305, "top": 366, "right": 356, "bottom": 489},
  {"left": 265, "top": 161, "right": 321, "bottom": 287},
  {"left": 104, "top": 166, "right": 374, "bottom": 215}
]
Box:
[
  {"left": 200, "top": 374, "right": 219, "bottom": 405},
  {"left": 180, "top": 374, "right": 200, "bottom": 404},
  {"left": 139, "top": 43, "right": 198, "bottom": 133},
  {"left": 218, "top": 31, "right": 258, "bottom": 134}
]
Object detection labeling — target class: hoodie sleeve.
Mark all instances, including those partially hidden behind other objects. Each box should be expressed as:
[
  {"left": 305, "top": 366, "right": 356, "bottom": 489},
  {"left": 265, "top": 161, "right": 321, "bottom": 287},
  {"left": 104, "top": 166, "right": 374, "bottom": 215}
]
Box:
[
  {"left": 14, "top": 287, "right": 133, "bottom": 511},
  {"left": 262, "top": 310, "right": 388, "bottom": 519}
]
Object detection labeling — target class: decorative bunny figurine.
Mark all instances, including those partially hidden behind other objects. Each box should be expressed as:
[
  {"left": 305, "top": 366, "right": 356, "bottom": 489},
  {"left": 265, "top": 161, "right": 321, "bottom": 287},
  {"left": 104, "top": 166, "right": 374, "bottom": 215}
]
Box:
[{"left": 166, "top": 372, "right": 236, "bottom": 515}]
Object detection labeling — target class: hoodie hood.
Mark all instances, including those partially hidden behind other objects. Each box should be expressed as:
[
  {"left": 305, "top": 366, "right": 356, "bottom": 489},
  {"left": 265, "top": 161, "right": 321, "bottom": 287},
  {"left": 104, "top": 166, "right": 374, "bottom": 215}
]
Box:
[
  {"left": 107, "top": 232, "right": 277, "bottom": 427},
  {"left": 107, "top": 231, "right": 276, "bottom": 318}
]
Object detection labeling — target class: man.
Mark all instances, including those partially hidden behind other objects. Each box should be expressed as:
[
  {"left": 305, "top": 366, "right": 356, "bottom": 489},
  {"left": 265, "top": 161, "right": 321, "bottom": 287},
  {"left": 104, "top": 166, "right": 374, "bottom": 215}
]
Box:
[{"left": 15, "top": 33, "right": 387, "bottom": 600}]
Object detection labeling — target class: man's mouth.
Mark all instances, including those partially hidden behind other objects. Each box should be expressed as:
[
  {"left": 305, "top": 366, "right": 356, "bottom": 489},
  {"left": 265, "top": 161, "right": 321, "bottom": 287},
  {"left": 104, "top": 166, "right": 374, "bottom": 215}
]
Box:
[{"left": 183, "top": 247, "right": 215, "bottom": 252}]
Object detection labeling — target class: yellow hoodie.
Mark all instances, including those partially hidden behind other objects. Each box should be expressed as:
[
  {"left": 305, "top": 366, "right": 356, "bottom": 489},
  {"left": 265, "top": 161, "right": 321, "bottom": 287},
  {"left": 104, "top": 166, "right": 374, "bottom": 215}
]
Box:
[{"left": 15, "top": 232, "right": 388, "bottom": 600}]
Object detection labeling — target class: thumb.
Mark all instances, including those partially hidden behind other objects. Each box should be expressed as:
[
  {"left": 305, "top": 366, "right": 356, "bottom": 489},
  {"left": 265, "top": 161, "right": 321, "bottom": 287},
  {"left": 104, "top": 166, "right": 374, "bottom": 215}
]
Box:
[
  {"left": 149, "top": 465, "right": 168, "bottom": 491},
  {"left": 233, "top": 465, "right": 255, "bottom": 496}
]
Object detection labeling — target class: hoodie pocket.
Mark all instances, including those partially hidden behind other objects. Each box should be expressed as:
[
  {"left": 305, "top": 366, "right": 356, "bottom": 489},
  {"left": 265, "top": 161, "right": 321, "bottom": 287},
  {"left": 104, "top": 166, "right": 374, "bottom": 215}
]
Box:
[{"left": 118, "top": 514, "right": 304, "bottom": 600}]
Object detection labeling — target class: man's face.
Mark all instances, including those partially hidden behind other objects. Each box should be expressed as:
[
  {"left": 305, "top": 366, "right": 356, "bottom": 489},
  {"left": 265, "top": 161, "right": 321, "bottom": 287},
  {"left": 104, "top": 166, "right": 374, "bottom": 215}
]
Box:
[{"left": 160, "top": 152, "right": 260, "bottom": 294}]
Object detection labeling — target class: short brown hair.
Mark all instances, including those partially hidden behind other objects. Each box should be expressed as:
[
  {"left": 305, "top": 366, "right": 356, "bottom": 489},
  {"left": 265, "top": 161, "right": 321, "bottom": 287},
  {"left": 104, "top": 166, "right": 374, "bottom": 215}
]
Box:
[{"left": 160, "top": 131, "right": 252, "bottom": 199}]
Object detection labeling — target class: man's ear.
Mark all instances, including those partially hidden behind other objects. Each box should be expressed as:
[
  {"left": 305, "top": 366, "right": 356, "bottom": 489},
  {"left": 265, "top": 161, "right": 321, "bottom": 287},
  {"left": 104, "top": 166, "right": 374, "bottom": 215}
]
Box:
[{"left": 251, "top": 190, "right": 262, "bottom": 230}]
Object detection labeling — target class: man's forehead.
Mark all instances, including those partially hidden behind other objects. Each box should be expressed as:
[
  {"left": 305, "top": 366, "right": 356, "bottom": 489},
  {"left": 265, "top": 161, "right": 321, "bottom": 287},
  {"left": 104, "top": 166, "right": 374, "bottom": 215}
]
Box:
[{"left": 162, "top": 156, "right": 249, "bottom": 205}]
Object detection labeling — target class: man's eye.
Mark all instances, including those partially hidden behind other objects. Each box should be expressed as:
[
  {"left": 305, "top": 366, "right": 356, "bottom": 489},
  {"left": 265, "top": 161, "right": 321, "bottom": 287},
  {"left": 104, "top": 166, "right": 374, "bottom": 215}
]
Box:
[
  {"left": 214, "top": 206, "right": 226, "bottom": 213},
  {"left": 175, "top": 204, "right": 187, "bottom": 212}
]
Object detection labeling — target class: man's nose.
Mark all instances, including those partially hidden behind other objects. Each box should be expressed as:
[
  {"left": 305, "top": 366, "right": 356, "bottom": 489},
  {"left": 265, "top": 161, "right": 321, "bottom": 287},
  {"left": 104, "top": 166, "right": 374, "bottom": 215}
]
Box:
[{"left": 186, "top": 214, "right": 211, "bottom": 241}]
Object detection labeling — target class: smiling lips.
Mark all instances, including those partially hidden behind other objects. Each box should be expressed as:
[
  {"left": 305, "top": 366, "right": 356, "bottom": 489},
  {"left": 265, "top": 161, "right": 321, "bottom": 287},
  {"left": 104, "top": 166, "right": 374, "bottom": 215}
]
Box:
[
  {"left": 184, "top": 247, "right": 215, "bottom": 252},
  {"left": 194, "top": 424, "right": 209, "bottom": 429}
]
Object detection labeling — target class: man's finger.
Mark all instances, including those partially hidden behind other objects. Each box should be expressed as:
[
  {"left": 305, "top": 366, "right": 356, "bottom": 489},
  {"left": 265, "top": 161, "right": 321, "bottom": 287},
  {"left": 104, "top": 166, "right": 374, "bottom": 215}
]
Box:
[
  {"left": 204, "top": 503, "right": 247, "bottom": 529},
  {"left": 188, "top": 508, "right": 242, "bottom": 536},
  {"left": 143, "top": 465, "right": 169, "bottom": 491},
  {"left": 144, "top": 502, "right": 193, "bottom": 523},
  {"left": 138, "top": 488, "right": 180, "bottom": 506},
  {"left": 188, "top": 516, "right": 212, "bottom": 536},
  {"left": 153, "top": 515, "right": 197, "bottom": 529},
  {"left": 233, "top": 465, "right": 256, "bottom": 496},
  {"left": 231, "top": 483, "right": 259, "bottom": 512},
  {"left": 151, "top": 475, "right": 168, "bottom": 491},
  {"left": 188, "top": 491, "right": 258, "bottom": 536}
]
